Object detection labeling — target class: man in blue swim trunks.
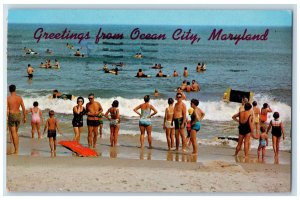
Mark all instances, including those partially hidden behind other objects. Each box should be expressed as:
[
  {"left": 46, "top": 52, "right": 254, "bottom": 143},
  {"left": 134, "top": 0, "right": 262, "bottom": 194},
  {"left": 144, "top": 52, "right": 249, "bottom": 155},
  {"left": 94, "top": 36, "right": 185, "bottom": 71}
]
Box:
[
  {"left": 172, "top": 93, "right": 187, "bottom": 152},
  {"left": 86, "top": 93, "right": 103, "bottom": 148}
]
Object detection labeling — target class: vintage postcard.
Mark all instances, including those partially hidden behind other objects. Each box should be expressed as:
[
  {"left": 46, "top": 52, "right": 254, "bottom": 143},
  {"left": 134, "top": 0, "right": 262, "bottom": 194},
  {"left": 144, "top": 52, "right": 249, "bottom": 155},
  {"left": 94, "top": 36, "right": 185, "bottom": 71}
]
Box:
[{"left": 5, "top": 7, "right": 293, "bottom": 193}]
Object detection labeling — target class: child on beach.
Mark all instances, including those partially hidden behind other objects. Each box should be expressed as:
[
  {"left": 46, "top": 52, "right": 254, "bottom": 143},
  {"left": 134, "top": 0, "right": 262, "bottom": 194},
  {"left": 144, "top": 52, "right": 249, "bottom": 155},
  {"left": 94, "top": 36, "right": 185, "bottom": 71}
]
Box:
[
  {"left": 266, "top": 112, "right": 285, "bottom": 159},
  {"left": 43, "top": 110, "right": 61, "bottom": 153},
  {"left": 29, "top": 101, "right": 44, "bottom": 139},
  {"left": 257, "top": 126, "right": 268, "bottom": 161}
]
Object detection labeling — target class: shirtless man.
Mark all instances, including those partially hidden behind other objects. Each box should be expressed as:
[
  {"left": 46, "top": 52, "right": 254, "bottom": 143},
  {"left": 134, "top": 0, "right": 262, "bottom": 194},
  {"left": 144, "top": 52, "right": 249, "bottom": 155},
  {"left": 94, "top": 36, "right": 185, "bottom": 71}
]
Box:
[
  {"left": 196, "top": 63, "right": 201, "bottom": 72},
  {"left": 75, "top": 49, "right": 81, "bottom": 56},
  {"left": 86, "top": 93, "right": 103, "bottom": 148},
  {"left": 7, "top": 85, "right": 26, "bottom": 154},
  {"left": 185, "top": 82, "right": 192, "bottom": 92},
  {"left": 172, "top": 93, "right": 187, "bottom": 151},
  {"left": 173, "top": 70, "right": 178, "bottom": 77},
  {"left": 191, "top": 80, "right": 200, "bottom": 92},
  {"left": 183, "top": 67, "right": 189, "bottom": 77},
  {"left": 27, "top": 64, "right": 34, "bottom": 79}
]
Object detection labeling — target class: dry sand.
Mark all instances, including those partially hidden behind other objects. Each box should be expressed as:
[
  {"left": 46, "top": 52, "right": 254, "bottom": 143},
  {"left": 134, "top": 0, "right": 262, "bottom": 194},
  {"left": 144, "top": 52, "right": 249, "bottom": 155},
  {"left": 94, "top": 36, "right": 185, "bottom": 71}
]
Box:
[{"left": 6, "top": 155, "right": 290, "bottom": 193}]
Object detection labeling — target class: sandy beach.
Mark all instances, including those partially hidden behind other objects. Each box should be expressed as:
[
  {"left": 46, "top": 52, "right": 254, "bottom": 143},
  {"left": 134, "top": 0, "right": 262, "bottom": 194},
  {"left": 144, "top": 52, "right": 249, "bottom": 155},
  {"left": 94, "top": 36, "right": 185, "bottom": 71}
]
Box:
[
  {"left": 6, "top": 134, "right": 291, "bottom": 193},
  {"left": 6, "top": 155, "right": 290, "bottom": 193}
]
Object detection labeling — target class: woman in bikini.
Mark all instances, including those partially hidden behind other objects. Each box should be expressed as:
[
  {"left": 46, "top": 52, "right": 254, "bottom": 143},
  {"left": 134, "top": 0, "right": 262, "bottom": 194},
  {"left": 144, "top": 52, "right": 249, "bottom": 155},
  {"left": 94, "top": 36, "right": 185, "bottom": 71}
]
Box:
[
  {"left": 30, "top": 101, "right": 44, "bottom": 139},
  {"left": 133, "top": 95, "right": 158, "bottom": 148},
  {"left": 232, "top": 102, "right": 254, "bottom": 157},
  {"left": 104, "top": 100, "right": 121, "bottom": 147},
  {"left": 163, "top": 98, "right": 175, "bottom": 150},
  {"left": 72, "top": 97, "right": 86, "bottom": 142}
]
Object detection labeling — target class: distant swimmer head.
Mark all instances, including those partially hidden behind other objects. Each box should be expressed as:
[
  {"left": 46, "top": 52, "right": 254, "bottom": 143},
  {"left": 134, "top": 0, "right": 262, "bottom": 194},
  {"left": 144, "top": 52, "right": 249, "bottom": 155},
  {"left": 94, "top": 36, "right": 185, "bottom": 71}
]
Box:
[
  {"left": 77, "top": 49, "right": 80, "bottom": 51},
  {"left": 112, "top": 100, "right": 119, "bottom": 107},
  {"left": 191, "top": 99, "right": 199, "bottom": 107},
  {"left": 139, "top": 69, "right": 142, "bottom": 72},
  {"left": 159, "top": 70, "right": 162, "bottom": 73},
  {"left": 53, "top": 89, "right": 59, "bottom": 93},
  {"left": 187, "top": 82, "right": 190, "bottom": 85},
  {"left": 242, "top": 97, "right": 248, "bottom": 104},
  {"left": 144, "top": 95, "right": 150, "bottom": 103},
  {"left": 9, "top": 84, "right": 16, "bottom": 92},
  {"left": 198, "top": 63, "right": 200, "bottom": 65},
  {"left": 263, "top": 103, "right": 268, "bottom": 109},
  {"left": 192, "top": 80, "right": 196, "bottom": 83},
  {"left": 28, "top": 64, "right": 31, "bottom": 67},
  {"left": 55, "top": 59, "right": 57, "bottom": 62},
  {"left": 252, "top": 101, "right": 257, "bottom": 106},
  {"left": 244, "top": 102, "right": 252, "bottom": 111},
  {"left": 188, "top": 107, "right": 194, "bottom": 115},
  {"left": 184, "top": 67, "right": 187, "bottom": 70},
  {"left": 177, "top": 87, "right": 182, "bottom": 91},
  {"left": 182, "top": 80, "right": 186, "bottom": 84},
  {"left": 168, "top": 98, "right": 174, "bottom": 105},
  {"left": 33, "top": 101, "right": 39, "bottom": 107},
  {"left": 77, "top": 96, "right": 84, "bottom": 104},
  {"left": 273, "top": 112, "right": 280, "bottom": 119}
]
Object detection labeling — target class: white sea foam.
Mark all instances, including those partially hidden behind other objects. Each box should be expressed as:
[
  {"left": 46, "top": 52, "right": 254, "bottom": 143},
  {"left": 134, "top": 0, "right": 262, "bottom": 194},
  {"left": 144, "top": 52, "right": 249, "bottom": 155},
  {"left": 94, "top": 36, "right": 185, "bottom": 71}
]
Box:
[{"left": 23, "top": 94, "right": 291, "bottom": 122}]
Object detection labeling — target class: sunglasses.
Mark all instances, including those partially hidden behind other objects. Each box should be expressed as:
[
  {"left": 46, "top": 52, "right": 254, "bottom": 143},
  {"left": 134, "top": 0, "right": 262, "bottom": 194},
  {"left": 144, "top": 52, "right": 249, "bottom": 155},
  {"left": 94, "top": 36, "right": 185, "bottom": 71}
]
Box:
[{"left": 88, "top": 97, "right": 94, "bottom": 100}]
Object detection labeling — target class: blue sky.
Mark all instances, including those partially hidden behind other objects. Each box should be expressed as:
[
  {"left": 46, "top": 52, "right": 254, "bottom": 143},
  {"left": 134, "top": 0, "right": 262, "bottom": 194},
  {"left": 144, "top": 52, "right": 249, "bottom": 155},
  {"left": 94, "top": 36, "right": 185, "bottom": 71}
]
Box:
[{"left": 8, "top": 9, "right": 292, "bottom": 26}]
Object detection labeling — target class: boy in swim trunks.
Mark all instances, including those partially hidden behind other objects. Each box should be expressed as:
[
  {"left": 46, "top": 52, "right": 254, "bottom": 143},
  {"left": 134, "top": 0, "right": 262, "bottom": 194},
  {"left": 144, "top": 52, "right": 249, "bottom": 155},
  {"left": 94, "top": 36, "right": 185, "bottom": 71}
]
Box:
[
  {"left": 257, "top": 126, "right": 268, "bottom": 161},
  {"left": 7, "top": 84, "right": 26, "bottom": 154},
  {"left": 172, "top": 93, "right": 187, "bottom": 151},
  {"left": 43, "top": 110, "right": 61, "bottom": 154}
]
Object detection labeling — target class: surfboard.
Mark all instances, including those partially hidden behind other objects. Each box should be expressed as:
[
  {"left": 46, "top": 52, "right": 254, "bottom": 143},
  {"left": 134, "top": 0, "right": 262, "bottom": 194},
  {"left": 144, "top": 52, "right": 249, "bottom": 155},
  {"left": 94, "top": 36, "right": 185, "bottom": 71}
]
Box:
[
  {"left": 223, "top": 88, "right": 254, "bottom": 103},
  {"left": 59, "top": 141, "right": 98, "bottom": 157}
]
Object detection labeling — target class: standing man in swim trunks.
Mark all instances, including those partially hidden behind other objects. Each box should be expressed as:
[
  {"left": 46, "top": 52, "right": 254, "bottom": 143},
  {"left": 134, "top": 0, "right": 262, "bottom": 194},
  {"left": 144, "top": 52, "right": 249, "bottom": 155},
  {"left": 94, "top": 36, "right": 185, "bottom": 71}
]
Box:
[
  {"left": 7, "top": 85, "right": 26, "bottom": 154},
  {"left": 172, "top": 93, "right": 187, "bottom": 152},
  {"left": 27, "top": 64, "right": 34, "bottom": 79},
  {"left": 86, "top": 93, "right": 103, "bottom": 148}
]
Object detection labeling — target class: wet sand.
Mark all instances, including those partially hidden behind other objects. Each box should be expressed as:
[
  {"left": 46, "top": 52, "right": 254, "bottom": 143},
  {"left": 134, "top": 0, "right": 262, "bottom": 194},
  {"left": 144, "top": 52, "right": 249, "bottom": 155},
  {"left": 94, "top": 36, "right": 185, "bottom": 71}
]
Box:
[{"left": 6, "top": 133, "right": 291, "bottom": 193}]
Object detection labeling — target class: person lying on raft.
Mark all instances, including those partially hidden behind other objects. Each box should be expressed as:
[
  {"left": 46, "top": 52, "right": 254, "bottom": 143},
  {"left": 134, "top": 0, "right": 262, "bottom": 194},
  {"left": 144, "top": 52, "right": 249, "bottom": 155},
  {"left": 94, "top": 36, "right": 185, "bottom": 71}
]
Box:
[
  {"left": 156, "top": 70, "right": 168, "bottom": 77},
  {"left": 112, "top": 62, "right": 125, "bottom": 67},
  {"left": 46, "top": 49, "right": 53, "bottom": 54},
  {"left": 134, "top": 53, "right": 143, "bottom": 58},
  {"left": 51, "top": 90, "right": 73, "bottom": 100},
  {"left": 136, "top": 69, "right": 148, "bottom": 77},
  {"left": 152, "top": 64, "right": 163, "bottom": 69}
]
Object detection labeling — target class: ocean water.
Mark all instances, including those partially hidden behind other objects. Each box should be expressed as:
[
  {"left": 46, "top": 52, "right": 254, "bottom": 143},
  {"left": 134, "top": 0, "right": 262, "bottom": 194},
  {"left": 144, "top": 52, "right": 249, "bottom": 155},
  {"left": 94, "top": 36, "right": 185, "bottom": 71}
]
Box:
[{"left": 7, "top": 24, "right": 292, "bottom": 151}]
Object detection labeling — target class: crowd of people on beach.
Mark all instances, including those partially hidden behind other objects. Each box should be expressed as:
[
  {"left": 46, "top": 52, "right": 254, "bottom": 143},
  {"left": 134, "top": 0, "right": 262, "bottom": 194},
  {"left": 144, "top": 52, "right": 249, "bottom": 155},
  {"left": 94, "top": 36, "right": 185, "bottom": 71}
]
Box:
[
  {"left": 7, "top": 84, "right": 206, "bottom": 157},
  {"left": 7, "top": 83, "right": 286, "bottom": 162},
  {"left": 231, "top": 97, "right": 285, "bottom": 163}
]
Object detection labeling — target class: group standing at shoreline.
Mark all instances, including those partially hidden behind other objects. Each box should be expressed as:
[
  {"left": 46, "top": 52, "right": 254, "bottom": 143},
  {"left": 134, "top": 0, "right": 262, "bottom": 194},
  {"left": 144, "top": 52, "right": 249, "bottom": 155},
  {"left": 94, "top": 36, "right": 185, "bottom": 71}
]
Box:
[{"left": 7, "top": 84, "right": 286, "bottom": 162}]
